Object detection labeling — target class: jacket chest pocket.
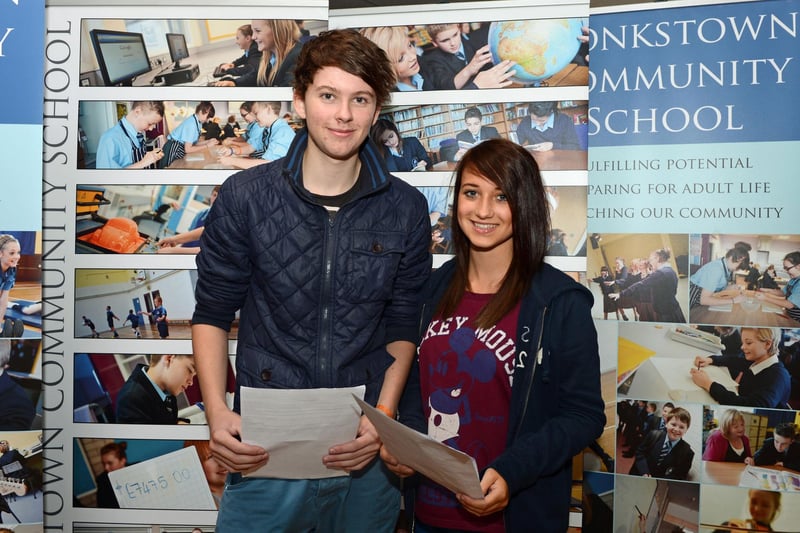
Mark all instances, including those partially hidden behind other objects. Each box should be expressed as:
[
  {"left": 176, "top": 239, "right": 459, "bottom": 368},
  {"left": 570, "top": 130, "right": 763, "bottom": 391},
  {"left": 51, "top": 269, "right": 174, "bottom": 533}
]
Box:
[{"left": 341, "top": 231, "right": 404, "bottom": 303}]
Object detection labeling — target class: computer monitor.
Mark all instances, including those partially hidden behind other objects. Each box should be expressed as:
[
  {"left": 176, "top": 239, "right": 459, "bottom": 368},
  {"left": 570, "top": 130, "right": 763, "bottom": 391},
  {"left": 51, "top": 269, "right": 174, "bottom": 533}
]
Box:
[
  {"left": 89, "top": 29, "right": 152, "bottom": 86},
  {"left": 166, "top": 33, "right": 190, "bottom": 70}
]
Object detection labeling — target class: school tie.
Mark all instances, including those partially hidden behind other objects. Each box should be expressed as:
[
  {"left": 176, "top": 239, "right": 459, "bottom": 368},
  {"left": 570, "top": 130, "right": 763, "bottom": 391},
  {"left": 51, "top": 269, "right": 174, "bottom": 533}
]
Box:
[
  {"left": 136, "top": 132, "right": 145, "bottom": 149},
  {"left": 455, "top": 51, "right": 466, "bottom": 63},
  {"left": 164, "top": 394, "right": 177, "bottom": 416},
  {"left": 473, "top": 135, "right": 480, "bottom": 143},
  {"left": 657, "top": 438, "right": 672, "bottom": 465}
]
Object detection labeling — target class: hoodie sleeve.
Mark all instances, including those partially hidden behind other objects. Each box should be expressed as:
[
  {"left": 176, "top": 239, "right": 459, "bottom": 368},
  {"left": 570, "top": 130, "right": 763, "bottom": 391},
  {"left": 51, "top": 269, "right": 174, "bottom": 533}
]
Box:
[{"left": 489, "top": 289, "right": 606, "bottom": 495}]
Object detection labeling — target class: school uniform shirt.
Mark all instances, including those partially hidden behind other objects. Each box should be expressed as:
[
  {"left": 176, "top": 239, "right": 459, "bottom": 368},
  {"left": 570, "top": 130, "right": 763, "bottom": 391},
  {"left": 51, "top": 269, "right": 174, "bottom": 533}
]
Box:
[
  {"left": 226, "top": 40, "right": 262, "bottom": 77},
  {"left": 708, "top": 353, "right": 791, "bottom": 408},
  {"left": 125, "top": 312, "right": 140, "bottom": 328},
  {"left": 152, "top": 305, "right": 169, "bottom": 337},
  {"left": 782, "top": 276, "right": 800, "bottom": 322},
  {"left": 0, "top": 266, "right": 16, "bottom": 291},
  {"left": 261, "top": 119, "right": 296, "bottom": 162},
  {"left": 116, "top": 363, "right": 178, "bottom": 424},
  {"left": 168, "top": 114, "right": 203, "bottom": 145},
  {"left": 515, "top": 112, "right": 581, "bottom": 150},
  {"left": 246, "top": 122, "right": 267, "bottom": 158},
  {"left": 689, "top": 258, "right": 732, "bottom": 307},
  {"left": 182, "top": 208, "right": 211, "bottom": 248},
  {"left": 96, "top": 116, "right": 146, "bottom": 169}
]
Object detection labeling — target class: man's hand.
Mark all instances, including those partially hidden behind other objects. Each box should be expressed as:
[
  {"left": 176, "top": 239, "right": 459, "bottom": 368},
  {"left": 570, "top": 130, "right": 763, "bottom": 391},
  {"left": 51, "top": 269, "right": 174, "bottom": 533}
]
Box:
[
  {"left": 207, "top": 407, "right": 268, "bottom": 473},
  {"left": 323, "top": 415, "right": 381, "bottom": 472}
]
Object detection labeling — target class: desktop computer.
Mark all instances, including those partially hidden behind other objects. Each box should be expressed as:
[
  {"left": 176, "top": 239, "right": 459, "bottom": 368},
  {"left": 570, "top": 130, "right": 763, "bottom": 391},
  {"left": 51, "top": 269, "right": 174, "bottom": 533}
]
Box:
[{"left": 156, "top": 63, "right": 200, "bottom": 85}]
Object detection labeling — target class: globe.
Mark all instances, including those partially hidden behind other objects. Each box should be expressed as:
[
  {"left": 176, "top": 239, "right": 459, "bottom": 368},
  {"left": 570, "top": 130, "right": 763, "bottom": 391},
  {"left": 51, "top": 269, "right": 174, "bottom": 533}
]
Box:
[{"left": 488, "top": 19, "right": 584, "bottom": 85}]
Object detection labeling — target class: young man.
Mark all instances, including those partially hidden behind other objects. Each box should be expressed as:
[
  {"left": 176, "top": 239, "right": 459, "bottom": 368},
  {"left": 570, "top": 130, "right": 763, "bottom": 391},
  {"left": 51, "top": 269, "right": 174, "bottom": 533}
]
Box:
[
  {"left": 752, "top": 423, "right": 800, "bottom": 471},
  {"left": 421, "top": 23, "right": 514, "bottom": 90},
  {"left": 629, "top": 407, "right": 694, "bottom": 480},
  {"left": 95, "top": 101, "right": 165, "bottom": 169},
  {"left": 515, "top": 101, "right": 582, "bottom": 151},
  {"left": 217, "top": 102, "right": 295, "bottom": 169},
  {"left": 116, "top": 355, "right": 196, "bottom": 424},
  {"left": 106, "top": 305, "right": 120, "bottom": 338},
  {"left": 191, "top": 29, "right": 432, "bottom": 532}
]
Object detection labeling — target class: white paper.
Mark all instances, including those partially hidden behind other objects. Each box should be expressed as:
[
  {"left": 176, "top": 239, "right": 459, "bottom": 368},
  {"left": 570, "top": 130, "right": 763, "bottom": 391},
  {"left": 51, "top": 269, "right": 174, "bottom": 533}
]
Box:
[
  {"left": 240, "top": 385, "right": 365, "bottom": 479},
  {"left": 108, "top": 447, "right": 216, "bottom": 510},
  {"left": 355, "top": 396, "right": 484, "bottom": 500}
]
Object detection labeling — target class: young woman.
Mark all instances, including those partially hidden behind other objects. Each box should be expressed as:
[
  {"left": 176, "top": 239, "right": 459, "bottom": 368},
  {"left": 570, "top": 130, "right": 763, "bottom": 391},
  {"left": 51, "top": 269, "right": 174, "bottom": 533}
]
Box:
[
  {"left": 370, "top": 118, "right": 431, "bottom": 172},
  {"left": 702, "top": 409, "right": 752, "bottom": 463},
  {"left": 609, "top": 248, "right": 686, "bottom": 323},
  {"left": 95, "top": 442, "right": 128, "bottom": 508},
  {"left": 756, "top": 251, "right": 800, "bottom": 323},
  {"left": 713, "top": 490, "right": 781, "bottom": 532},
  {"left": 383, "top": 139, "right": 605, "bottom": 532},
  {"left": 691, "top": 327, "right": 791, "bottom": 408},
  {"left": 0, "top": 235, "right": 22, "bottom": 337},
  {"left": 360, "top": 26, "right": 430, "bottom": 91},
  {"left": 216, "top": 24, "right": 262, "bottom": 78},
  {"left": 215, "top": 19, "right": 302, "bottom": 87},
  {"left": 689, "top": 241, "right": 751, "bottom": 307}
]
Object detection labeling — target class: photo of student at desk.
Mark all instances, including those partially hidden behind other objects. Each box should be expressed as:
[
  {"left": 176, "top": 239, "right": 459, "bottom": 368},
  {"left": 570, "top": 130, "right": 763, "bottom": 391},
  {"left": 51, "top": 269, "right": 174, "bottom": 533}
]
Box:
[
  {"left": 79, "top": 100, "right": 302, "bottom": 170},
  {"left": 80, "top": 18, "right": 327, "bottom": 88},
  {"left": 688, "top": 234, "right": 800, "bottom": 327}
]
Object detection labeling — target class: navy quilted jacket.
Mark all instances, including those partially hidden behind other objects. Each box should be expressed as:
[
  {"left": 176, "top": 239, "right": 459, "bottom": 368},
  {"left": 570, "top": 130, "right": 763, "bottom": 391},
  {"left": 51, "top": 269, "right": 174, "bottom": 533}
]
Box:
[{"left": 192, "top": 130, "right": 432, "bottom": 407}]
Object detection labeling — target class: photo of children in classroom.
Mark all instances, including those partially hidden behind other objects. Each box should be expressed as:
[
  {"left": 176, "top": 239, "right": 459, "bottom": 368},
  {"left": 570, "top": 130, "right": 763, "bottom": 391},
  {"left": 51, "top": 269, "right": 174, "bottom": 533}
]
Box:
[
  {"left": 79, "top": 19, "right": 326, "bottom": 88},
  {"left": 78, "top": 100, "right": 301, "bottom": 170},
  {"left": 586, "top": 233, "right": 689, "bottom": 323}
]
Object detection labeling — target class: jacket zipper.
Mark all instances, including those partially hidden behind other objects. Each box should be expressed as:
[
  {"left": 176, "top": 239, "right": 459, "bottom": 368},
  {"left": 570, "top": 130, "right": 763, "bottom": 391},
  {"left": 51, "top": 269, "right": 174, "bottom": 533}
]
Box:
[{"left": 317, "top": 211, "right": 336, "bottom": 386}]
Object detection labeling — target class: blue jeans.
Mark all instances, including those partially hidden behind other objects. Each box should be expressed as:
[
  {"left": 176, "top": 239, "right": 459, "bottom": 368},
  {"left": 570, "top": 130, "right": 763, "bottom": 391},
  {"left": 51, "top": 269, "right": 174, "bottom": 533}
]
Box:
[{"left": 216, "top": 457, "right": 399, "bottom": 532}]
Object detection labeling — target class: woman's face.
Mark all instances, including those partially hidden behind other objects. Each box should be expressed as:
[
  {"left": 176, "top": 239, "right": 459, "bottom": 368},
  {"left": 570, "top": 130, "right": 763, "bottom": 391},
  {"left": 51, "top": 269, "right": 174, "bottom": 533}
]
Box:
[
  {"left": 101, "top": 453, "right": 126, "bottom": 473},
  {"left": 235, "top": 30, "right": 252, "bottom": 50},
  {"left": 749, "top": 490, "right": 778, "bottom": 524},
  {"left": 251, "top": 20, "right": 275, "bottom": 52},
  {"left": 0, "top": 241, "right": 20, "bottom": 271},
  {"left": 783, "top": 260, "right": 800, "bottom": 279},
  {"left": 379, "top": 130, "right": 400, "bottom": 148},
  {"left": 394, "top": 39, "right": 420, "bottom": 83},
  {"left": 729, "top": 418, "right": 746, "bottom": 439},
  {"left": 456, "top": 169, "right": 513, "bottom": 255},
  {"left": 740, "top": 329, "right": 772, "bottom": 365}
]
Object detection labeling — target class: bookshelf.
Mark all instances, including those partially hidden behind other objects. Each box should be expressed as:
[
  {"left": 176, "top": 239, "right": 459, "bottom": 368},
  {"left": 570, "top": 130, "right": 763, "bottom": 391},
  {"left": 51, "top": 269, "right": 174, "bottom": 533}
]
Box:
[{"left": 386, "top": 101, "right": 588, "bottom": 155}]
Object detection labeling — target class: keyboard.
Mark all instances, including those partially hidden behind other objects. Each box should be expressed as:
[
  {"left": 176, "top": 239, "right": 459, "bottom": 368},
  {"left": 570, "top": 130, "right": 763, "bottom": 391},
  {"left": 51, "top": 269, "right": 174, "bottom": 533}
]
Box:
[{"left": 213, "top": 65, "right": 227, "bottom": 78}]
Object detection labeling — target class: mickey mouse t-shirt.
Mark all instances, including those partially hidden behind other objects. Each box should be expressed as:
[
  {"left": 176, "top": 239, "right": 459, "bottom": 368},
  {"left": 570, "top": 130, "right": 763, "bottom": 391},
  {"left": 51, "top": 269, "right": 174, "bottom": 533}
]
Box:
[{"left": 416, "top": 291, "right": 519, "bottom": 532}]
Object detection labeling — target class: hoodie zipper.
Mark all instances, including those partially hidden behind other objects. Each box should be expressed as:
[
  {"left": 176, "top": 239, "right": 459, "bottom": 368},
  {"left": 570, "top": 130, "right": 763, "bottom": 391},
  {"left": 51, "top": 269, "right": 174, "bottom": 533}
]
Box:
[{"left": 514, "top": 306, "right": 547, "bottom": 439}]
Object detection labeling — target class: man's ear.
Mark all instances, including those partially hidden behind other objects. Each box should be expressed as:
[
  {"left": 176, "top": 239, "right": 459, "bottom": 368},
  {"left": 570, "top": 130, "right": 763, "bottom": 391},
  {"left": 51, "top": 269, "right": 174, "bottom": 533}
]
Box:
[{"left": 293, "top": 91, "right": 306, "bottom": 120}]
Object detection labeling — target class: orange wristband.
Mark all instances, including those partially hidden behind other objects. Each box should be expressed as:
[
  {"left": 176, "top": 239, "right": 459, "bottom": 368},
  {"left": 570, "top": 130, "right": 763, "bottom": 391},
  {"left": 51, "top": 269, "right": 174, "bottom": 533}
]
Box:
[{"left": 375, "top": 404, "right": 394, "bottom": 418}]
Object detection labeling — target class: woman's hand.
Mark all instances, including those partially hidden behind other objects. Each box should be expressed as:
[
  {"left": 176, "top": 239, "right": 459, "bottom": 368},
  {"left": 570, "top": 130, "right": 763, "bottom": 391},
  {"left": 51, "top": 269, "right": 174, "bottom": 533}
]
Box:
[{"left": 457, "top": 468, "right": 509, "bottom": 517}]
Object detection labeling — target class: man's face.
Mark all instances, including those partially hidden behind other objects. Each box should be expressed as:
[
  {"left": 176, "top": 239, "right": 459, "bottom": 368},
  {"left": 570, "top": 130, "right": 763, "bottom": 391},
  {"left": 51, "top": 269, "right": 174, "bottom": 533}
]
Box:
[
  {"left": 665, "top": 418, "right": 688, "bottom": 441},
  {"left": 131, "top": 109, "right": 162, "bottom": 133},
  {"left": 465, "top": 117, "right": 482, "bottom": 136},
  {"left": 0, "top": 441, "right": 8, "bottom": 453},
  {"left": 293, "top": 66, "right": 380, "bottom": 164},
  {"left": 164, "top": 356, "right": 197, "bottom": 396},
  {"left": 774, "top": 434, "right": 792, "bottom": 453},
  {"left": 432, "top": 27, "right": 463, "bottom": 55}
]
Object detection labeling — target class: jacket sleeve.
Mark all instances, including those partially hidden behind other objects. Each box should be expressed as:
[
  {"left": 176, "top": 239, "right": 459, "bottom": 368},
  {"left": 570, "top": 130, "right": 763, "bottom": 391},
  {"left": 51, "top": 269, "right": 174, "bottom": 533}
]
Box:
[
  {"left": 633, "top": 431, "right": 659, "bottom": 476},
  {"left": 702, "top": 430, "right": 726, "bottom": 461},
  {"left": 666, "top": 442, "right": 694, "bottom": 480},
  {"left": 192, "top": 176, "right": 254, "bottom": 330},
  {"left": 489, "top": 290, "right": 606, "bottom": 494},
  {"left": 752, "top": 440, "right": 775, "bottom": 465},
  {"left": 382, "top": 188, "right": 432, "bottom": 345}
]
